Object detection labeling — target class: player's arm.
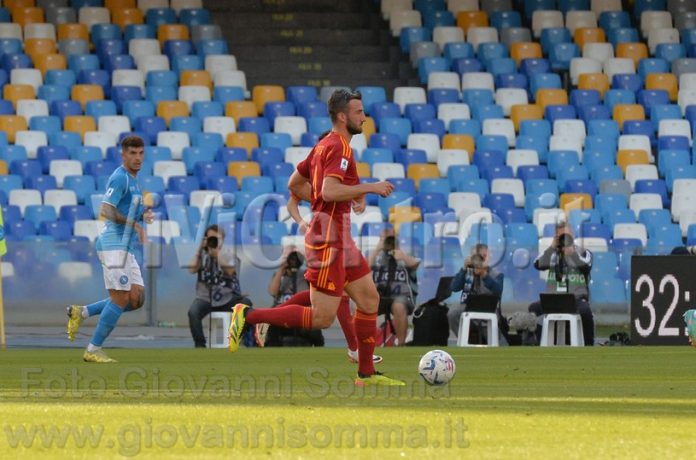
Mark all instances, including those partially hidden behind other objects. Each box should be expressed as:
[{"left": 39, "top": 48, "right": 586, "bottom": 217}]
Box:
[
  {"left": 288, "top": 170, "right": 311, "bottom": 202},
  {"left": 322, "top": 177, "right": 393, "bottom": 202},
  {"left": 287, "top": 192, "right": 310, "bottom": 233}
]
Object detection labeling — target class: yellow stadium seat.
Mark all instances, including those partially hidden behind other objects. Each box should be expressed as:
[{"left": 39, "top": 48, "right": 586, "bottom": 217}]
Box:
[
  {"left": 226, "top": 132, "right": 259, "bottom": 154},
  {"left": 362, "top": 117, "right": 375, "bottom": 142},
  {"left": 407, "top": 164, "right": 440, "bottom": 188},
  {"left": 645, "top": 73, "right": 678, "bottom": 102},
  {"left": 24, "top": 38, "right": 56, "bottom": 62},
  {"left": 34, "top": 53, "right": 67, "bottom": 77},
  {"left": 388, "top": 206, "right": 422, "bottom": 233},
  {"left": 6, "top": 0, "right": 34, "bottom": 12},
  {"left": 252, "top": 85, "right": 285, "bottom": 115},
  {"left": 156, "top": 100, "right": 189, "bottom": 127},
  {"left": 442, "top": 134, "right": 475, "bottom": 160},
  {"left": 613, "top": 104, "right": 645, "bottom": 130},
  {"left": 113, "top": 8, "right": 143, "bottom": 31},
  {"left": 617, "top": 149, "right": 649, "bottom": 173},
  {"left": 356, "top": 162, "right": 370, "bottom": 178},
  {"left": 616, "top": 42, "right": 648, "bottom": 67},
  {"left": 510, "top": 104, "right": 543, "bottom": 131},
  {"left": 64, "top": 115, "right": 96, "bottom": 141},
  {"left": 57, "top": 23, "right": 89, "bottom": 41},
  {"left": 3, "top": 84, "right": 35, "bottom": 109},
  {"left": 456, "top": 11, "right": 488, "bottom": 33},
  {"left": 578, "top": 73, "right": 609, "bottom": 99},
  {"left": 71, "top": 84, "right": 104, "bottom": 110},
  {"left": 180, "top": 70, "right": 212, "bottom": 89},
  {"left": 510, "top": 42, "right": 542, "bottom": 66},
  {"left": 0, "top": 160, "right": 7, "bottom": 175},
  {"left": 158, "top": 24, "right": 189, "bottom": 46},
  {"left": 560, "top": 193, "right": 592, "bottom": 212},
  {"left": 13, "top": 7, "right": 44, "bottom": 26},
  {"left": 0, "top": 116, "right": 27, "bottom": 143},
  {"left": 225, "top": 101, "right": 257, "bottom": 124},
  {"left": 228, "top": 161, "right": 261, "bottom": 180},
  {"left": 574, "top": 27, "right": 606, "bottom": 49},
  {"left": 105, "top": 0, "right": 136, "bottom": 12},
  {"left": 535, "top": 89, "right": 568, "bottom": 110}
]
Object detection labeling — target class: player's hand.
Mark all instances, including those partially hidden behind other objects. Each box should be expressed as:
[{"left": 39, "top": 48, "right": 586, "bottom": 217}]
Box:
[
  {"left": 143, "top": 208, "right": 155, "bottom": 225},
  {"left": 351, "top": 198, "right": 366, "bottom": 214},
  {"left": 371, "top": 181, "right": 394, "bottom": 197},
  {"left": 298, "top": 220, "right": 310, "bottom": 234}
]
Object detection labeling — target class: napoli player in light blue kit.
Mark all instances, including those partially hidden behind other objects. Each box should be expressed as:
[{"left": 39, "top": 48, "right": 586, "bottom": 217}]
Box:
[{"left": 66, "top": 135, "right": 154, "bottom": 362}]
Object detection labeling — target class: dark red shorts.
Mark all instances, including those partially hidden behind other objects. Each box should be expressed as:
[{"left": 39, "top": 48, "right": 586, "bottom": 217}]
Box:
[{"left": 304, "top": 241, "right": 371, "bottom": 297}]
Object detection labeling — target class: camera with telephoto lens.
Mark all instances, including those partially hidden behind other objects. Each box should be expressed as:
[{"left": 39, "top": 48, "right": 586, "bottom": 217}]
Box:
[
  {"left": 285, "top": 251, "right": 303, "bottom": 273},
  {"left": 205, "top": 236, "right": 219, "bottom": 250},
  {"left": 383, "top": 235, "right": 396, "bottom": 256},
  {"left": 555, "top": 233, "right": 574, "bottom": 250},
  {"left": 466, "top": 254, "right": 484, "bottom": 269}
]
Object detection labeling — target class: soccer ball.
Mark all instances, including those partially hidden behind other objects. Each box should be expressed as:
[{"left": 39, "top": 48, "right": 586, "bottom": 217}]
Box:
[{"left": 418, "top": 350, "right": 456, "bottom": 386}]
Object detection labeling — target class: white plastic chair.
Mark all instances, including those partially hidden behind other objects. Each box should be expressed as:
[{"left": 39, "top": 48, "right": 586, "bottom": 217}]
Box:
[
  {"left": 532, "top": 10, "right": 564, "bottom": 38},
  {"left": 203, "top": 116, "right": 235, "bottom": 138},
  {"left": 372, "top": 163, "right": 406, "bottom": 181},
  {"left": 49, "top": 159, "right": 83, "bottom": 188},
  {"left": 274, "top": 116, "right": 307, "bottom": 146},
  {"left": 407, "top": 133, "right": 440, "bottom": 162},
  {"left": 495, "top": 88, "right": 528, "bottom": 116},
  {"left": 491, "top": 178, "right": 525, "bottom": 207},
  {"left": 44, "top": 189, "right": 77, "bottom": 214},
  {"left": 78, "top": 7, "right": 111, "bottom": 28},
  {"left": 466, "top": 27, "right": 498, "bottom": 50},
  {"left": 9, "top": 189, "right": 41, "bottom": 216},
  {"left": 566, "top": 10, "right": 597, "bottom": 34},
  {"left": 153, "top": 160, "right": 187, "bottom": 184},
  {"left": 393, "top": 86, "right": 427, "bottom": 113},
  {"left": 178, "top": 85, "right": 211, "bottom": 110},
  {"left": 483, "top": 118, "right": 516, "bottom": 146},
  {"left": 437, "top": 149, "right": 469, "bottom": 176},
  {"left": 15, "top": 131, "right": 48, "bottom": 159},
  {"left": 97, "top": 115, "right": 131, "bottom": 137},
  {"left": 157, "top": 132, "right": 190, "bottom": 160},
  {"left": 603, "top": 58, "right": 636, "bottom": 80}
]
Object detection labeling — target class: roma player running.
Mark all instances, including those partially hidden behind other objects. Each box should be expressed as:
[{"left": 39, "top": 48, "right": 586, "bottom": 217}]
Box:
[
  {"left": 228, "top": 89, "right": 402, "bottom": 386},
  {"left": 66, "top": 135, "right": 154, "bottom": 362}
]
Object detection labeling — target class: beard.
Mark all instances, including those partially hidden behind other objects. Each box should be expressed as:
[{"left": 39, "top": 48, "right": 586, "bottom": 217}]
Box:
[{"left": 346, "top": 120, "right": 363, "bottom": 135}]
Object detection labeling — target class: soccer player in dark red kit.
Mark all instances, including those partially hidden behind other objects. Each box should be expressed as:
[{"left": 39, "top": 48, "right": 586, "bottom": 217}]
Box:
[{"left": 228, "top": 89, "right": 404, "bottom": 386}]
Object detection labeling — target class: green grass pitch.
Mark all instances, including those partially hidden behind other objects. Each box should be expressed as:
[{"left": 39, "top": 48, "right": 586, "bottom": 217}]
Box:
[{"left": 1, "top": 347, "right": 696, "bottom": 459}]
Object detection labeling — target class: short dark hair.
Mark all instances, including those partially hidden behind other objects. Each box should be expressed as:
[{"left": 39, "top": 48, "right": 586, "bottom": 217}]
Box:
[
  {"left": 121, "top": 135, "right": 144, "bottom": 150},
  {"left": 205, "top": 224, "right": 225, "bottom": 239},
  {"left": 328, "top": 89, "right": 362, "bottom": 122}
]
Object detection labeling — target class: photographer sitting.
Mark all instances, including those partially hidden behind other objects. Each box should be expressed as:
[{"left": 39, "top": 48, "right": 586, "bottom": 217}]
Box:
[
  {"left": 448, "top": 244, "right": 505, "bottom": 341},
  {"left": 265, "top": 246, "right": 324, "bottom": 347},
  {"left": 529, "top": 223, "right": 595, "bottom": 346},
  {"left": 368, "top": 229, "right": 420, "bottom": 346},
  {"left": 187, "top": 224, "right": 252, "bottom": 348}
]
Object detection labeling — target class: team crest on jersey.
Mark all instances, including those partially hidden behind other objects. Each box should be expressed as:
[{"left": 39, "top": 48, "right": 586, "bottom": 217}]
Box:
[{"left": 340, "top": 158, "right": 349, "bottom": 171}]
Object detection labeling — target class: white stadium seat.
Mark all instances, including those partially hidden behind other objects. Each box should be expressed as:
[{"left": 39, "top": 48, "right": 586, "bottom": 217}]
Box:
[
  {"left": 630, "top": 193, "right": 663, "bottom": 216},
  {"left": 178, "top": 86, "right": 211, "bottom": 109},
  {"left": 153, "top": 160, "right": 187, "bottom": 184},
  {"left": 9, "top": 189, "right": 41, "bottom": 216},
  {"left": 97, "top": 115, "right": 131, "bottom": 137},
  {"left": 437, "top": 149, "right": 469, "bottom": 176},
  {"left": 495, "top": 88, "right": 528, "bottom": 116},
  {"left": 491, "top": 178, "right": 525, "bottom": 207},
  {"left": 613, "top": 223, "right": 647, "bottom": 246},
  {"left": 372, "top": 163, "right": 406, "bottom": 181},
  {"left": 15, "top": 131, "right": 47, "bottom": 159},
  {"left": 407, "top": 133, "right": 440, "bottom": 162},
  {"left": 146, "top": 220, "right": 181, "bottom": 243},
  {"left": 483, "top": 119, "right": 515, "bottom": 147},
  {"left": 393, "top": 86, "right": 427, "bottom": 113},
  {"left": 11, "top": 68, "right": 42, "bottom": 91},
  {"left": 274, "top": 116, "right": 307, "bottom": 146},
  {"left": 16, "top": 99, "right": 48, "bottom": 123},
  {"left": 44, "top": 189, "right": 77, "bottom": 214},
  {"left": 128, "top": 38, "right": 161, "bottom": 59},
  {"left": 49, "top": 159, "right": 83, "bottom": 188},
  {"left": 74, "top": 219, "right": 105, "bottom": 242},
  {"left": 78, "top": 7, "right": 110, "bottom": 29},
  {"left": 284, "top": 147, "right": 311, "bottom": 167},
  {"left": 157, "top": 132, "right": 190, "bottom": 160},
  {"left": 203, "top": 116, "right": 235, "bottom": 138},
  {"left": 84, "top": 131, "right": 118, "bottom": 156},
  {"left": 437, "top": 103, "right": 470, "bottom": 129}
]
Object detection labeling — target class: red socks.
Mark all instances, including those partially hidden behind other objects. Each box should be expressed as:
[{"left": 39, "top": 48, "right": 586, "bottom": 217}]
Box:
[
  {"left": 353, "top": 310, "right": 377, "bottom": 376},
  {"left": 336, "top": 295, "right": 358, "bottom": 351},
  {"left": 246, "top": 304, "right": 312, "bottom": 329}
]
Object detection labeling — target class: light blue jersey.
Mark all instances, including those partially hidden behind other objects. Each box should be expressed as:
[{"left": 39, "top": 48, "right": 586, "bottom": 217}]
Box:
[{"left": 97, "top": 166, "right": 144, "bottom": 254}]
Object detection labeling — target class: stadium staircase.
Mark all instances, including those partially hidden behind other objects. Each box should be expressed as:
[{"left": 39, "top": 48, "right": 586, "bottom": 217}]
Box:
[{"left": 209, "top": 0, "right": 419, "bottom": 94}]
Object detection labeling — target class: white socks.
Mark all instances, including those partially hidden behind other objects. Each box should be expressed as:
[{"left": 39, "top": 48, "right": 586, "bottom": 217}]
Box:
[
  {"left": 86, "top": 344, "right": 101, "bottom": 352},
  {"left": 82, "top": 306, "right": 89, "bottom": 319}
]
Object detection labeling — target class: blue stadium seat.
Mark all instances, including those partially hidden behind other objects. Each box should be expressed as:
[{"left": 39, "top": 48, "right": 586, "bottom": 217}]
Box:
[
  {"left": 452, "top": 58, "right": 484, "bottom": 76},
  {"left": 378, "top": 192, "right": 412, "bottom": 218},
  {"left": 361, "top": 148, "right": 394, "bottom": 166},
  {"left": 482, "top": 165, "right": 514, "bottom": 182},
  {"left": 36, "top": 146, "right": 69, "bottom": 174},
  {"left": 486, "top": 57, "right": 516, "bottom": 77},
  {"left": 237, "top": 117, "right": 269, "bottom": 137},
  {"left": 547, "top": 151, "right": 580, "bottom": 178},
  {"left": 260, "top": 132, "right": 292, "bottom": 151},
  {"left": 389, "top": 177, "right": 418, "bottom": 195},
  {"left": 8, "top": 221, "right": 36, "bottom": 239},
  {"left": 167, "top": 176, "right": 200, "bottom": 197},
  {"left": 213, "top": 86, "right": 244, "bottom": 104},
  {"left": 196, "top": 40, "right": 229, "bottom": 57},
  {"left": 70, "top": 146, "right": 102, "bottom": 169},
  {"left": 64, "top": 175, "right": 96, "bottom": 204},
  {"left": 262, "top": 162, "right": 293, "bottom": 179},
  {"left": 565, "top": 179, "right": 597, "bottom": 196},
  {"left": 607, "top": 28, "right": 639, "bottom": 47},
  {"left": 611, "top": 74, "right": 643, "bottom": 93},
  {"left": 490, "top": 10, "right": 521, "bottom": 28},
  {"left": 605, "top": 208, "right": 636, "bottom": 229},
  {"left": 59, "top": 205, "right": 92, "bottom": 225},
  {"left": 447, "top": 165, "right": 479, "bottom": 189},
  {"left": 637, "top": 58, "right": 669, "bottom": 80},
  {"left": 588, "top": 119, "right": 619, "bottom": 138},
  {"left": 11, "top": 160, "right": 42, "bottom": 183},
  {"left": 135, "top": 117, "right": 167, "bottom": 145},
  {"left": 414, "top": 118, "right": 445, "bottom": 137},
  {"left": 591, "top": 165, "right": 623, "bottom": 185},
  {"left": 368, "top": 132, "right": 401, "bottom": 155},
  {"left": 418, "top": 57, "right": 448, "bottom": 84},
  {"left": 111, "top": 86, "right": 143, "bottom": 112},
  {"left": 400, "top": 27, "right": 431, "bottom": 54},
  {"left": 455, "top": 178, "right": 489, "bottom": 198},
  {"left": 206, "top": 175, "right": 237, "bottom": 193},
  {"left": 49, "top": 131, "right": 82, "bottom": 151},
  {"left": 241, "top": 176, "right": 274, "bottom": 194},
  {"left": 122, "top": 100, "right": 155, "bottom": 125},
  {"left": 540, "top": 28, "right": 572, "bottom": 55},
  {"left": 450, "top": 119, "right": 481, "bottom": 137},
  {"left": 78, "top": 69, "right": 111, "bottom": 97},
  {"left": 26, "top": 175, "right": 57, "bottom": 195},
  {"left": 462, "top": 89, "right": 494, "bottom": 109},
  {"left": 483, "top": 193, "right": 515, "bottom": 215},
  {"left": 372, "top": 102, "right": 402, "bottom": 127},
  {"left": 598, "top": 11, "right": 631, "bottom": 30},
  {"left": 171, "top": 117, "right": 202, "bottom": 138},
  {"left": 637, "top": 90, "right": 670, "bottom": 114},
  {"left": 95, "top": 39, "right": 125, "bottom": 62},
  {"left": 38, "top": 85, "right": 71, "bottom": 104},
  {"left": 635, "top": 179, "right": 669, "bottom": 206},
  {"left": 550, "top": 43, "right": 579, "bottom": 71},
  {"left": 217, "top": 147, "right": 247, "bottom": 164},
  {"left": 192, "top": 101, "right": 222, "bottom": 120},
  {"left": 27, "top": 115, "right": 57, "bottom": 148},
  {"left": 517, "top": 165, "right": 549, "bottom": 182},
  {"left": 570, "top": 90, "right": 601, "bottom": 108},
  {"left": 307, "top": 117, "right": 331, "bottom": 134},
  {"left": 398, "top": 149, "right": 428, "bottom": 167},
  {"left": 193, "top": 133, "right": 223, "bottom": 152},
  {"left": 604, "top": 89, "right": 636, "bottom": 111},
  {"left": 577, "top": 105, "right": 611, "bottom": 123},
  {"left": 172, "top": 54, "right": 203, "bottom": 72},
  {"left": 51, "top": 100, "right": 82, "bottom": 119},
  {"left": 665, "top": 165, "right": 696, "bottom": 191},
  {"left": 658, "top": 149, "right": 690, "bottom": 176},
  {"left": 478, "top": 43, "right": 508, "bottom": 66},
  {"left": 297, "top": 101, "right": 328, "bottom": 119},
  {"left": 85, "top": 160, "right": 117, "bottom": 178},
  {"left": 659, "top": 135, "right": 690, "bottom": 152},
  {"left": 252, "top": 147, "right": 283, "bottom": 168},
  {"left": 545, "top": 105, "right": 577, "bottom": 123},
  {"left": 495, "top": 73, "right": 528, "bottom": 89},
  {"left": 419, "top": 178, "right": 450, "bottom": 196},
  {"left": 443, "top": 42, "right": 473, "bottom": 62},
  {"left": 85, "top": 100, "right": 116, "bottom": 119},
  {"left": 45, "top": 69, "right": 76, "bottom": 88},
  {"left": 623, "top": 121, "right": 656, "bottom": 147},
  {"left": 2, "top": 53, "right": 32, "bottom": 70},
  {"left": 404, "top": 103, "right": 436, "bottom": 124},
  {"left": 380, "top": 118, "right": 412, "bottom": 146},
  {"left": 39, "top": 220, "right": 72, "bottom": 241},
  {"left": 427, "top": 88, "right": 460, "bottom": 106},
  {"left": 182, "top": 147, "right": 215, "bottom": 174},
  {"left": 596, "top": 194, "right": 629, "bottom": 219}
]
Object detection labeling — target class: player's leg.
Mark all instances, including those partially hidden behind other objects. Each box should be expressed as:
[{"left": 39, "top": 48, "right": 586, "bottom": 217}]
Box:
[
  {"left": 66, "top": 298, "right": 109, "bottom": 341},
  {"left": 340, "top": 297, "right": 383, "bottom": 364},
  {"left": 253, "top": 290, "right": 311, "bottom": 347},
  {"left": 390, "top": 300, "right": 408, "bottom": 346},
  {"left": 84, "top": 251, "right": 140, "bottom": 363}
]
